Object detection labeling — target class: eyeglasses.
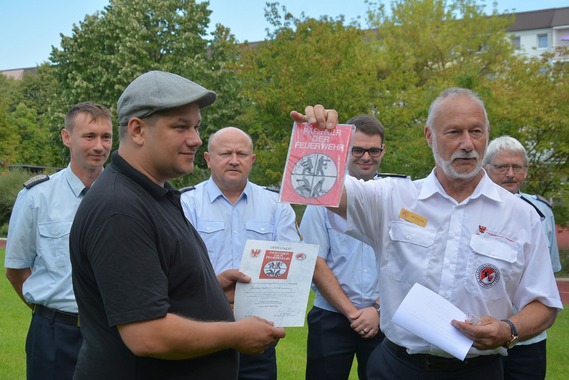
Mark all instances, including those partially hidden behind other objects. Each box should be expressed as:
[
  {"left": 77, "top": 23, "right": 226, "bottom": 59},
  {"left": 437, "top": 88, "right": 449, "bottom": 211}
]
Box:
[
  {"left": 351, "top": 147, "right": 383, "bottom": 158},
  {"left": 490, "top": 164, "right": 527, "bottom": 173}
]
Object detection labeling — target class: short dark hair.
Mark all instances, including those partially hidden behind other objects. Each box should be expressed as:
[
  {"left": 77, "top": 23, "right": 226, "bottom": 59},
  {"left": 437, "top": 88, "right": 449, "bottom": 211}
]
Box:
[
  {"left": 65, "top": 102, "right": 112, "bottom": 131},
  {"left": 347, "top": 114, "right": 384, "bottom": 142}
]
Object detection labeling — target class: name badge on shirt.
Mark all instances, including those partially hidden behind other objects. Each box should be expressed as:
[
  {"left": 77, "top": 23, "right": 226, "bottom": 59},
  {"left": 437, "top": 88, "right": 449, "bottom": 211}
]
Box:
[{"left": 399, "top": 208, "right": 427, "bottom": 227}]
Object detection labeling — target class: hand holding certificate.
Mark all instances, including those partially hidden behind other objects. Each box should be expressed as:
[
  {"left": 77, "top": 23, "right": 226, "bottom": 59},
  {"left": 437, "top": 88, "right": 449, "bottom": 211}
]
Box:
[{"left": 234, "top": 240, "right": 319, "bottom": 327}]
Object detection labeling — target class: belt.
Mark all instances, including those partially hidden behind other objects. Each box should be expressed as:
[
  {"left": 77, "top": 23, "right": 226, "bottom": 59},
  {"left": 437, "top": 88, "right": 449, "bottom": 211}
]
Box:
[
  {"left": 385, "top": 339, "right": 499, "bottom": 371},
  {"left": 32, "top": 304, "right": 80, "bottom": 327}
]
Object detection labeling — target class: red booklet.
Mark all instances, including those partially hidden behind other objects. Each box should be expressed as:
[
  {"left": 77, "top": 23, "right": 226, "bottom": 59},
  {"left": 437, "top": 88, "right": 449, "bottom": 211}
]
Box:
[{"left": 279, "top": 122, "right": 354, "bottom": 207}]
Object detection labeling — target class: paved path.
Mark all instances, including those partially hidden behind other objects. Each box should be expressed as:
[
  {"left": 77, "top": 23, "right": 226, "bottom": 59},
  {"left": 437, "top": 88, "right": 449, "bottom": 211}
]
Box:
[{"left": 556, "top": 278, "right": 569, "bottom": 305}]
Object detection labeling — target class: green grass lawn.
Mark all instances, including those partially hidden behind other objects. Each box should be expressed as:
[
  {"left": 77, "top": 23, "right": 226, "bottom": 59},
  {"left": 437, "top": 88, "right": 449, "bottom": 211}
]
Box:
[{"left": 1, "top": 246, "right": 567, "bottom": 379}]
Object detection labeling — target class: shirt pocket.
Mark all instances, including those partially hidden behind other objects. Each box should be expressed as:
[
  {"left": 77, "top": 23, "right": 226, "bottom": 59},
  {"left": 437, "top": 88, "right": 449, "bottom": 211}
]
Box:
[
  {"left": 386, "top": 220, "right": 436, "bottom": 284},
  {"left": 245, "top": 221, "right": 274, "bottom": 241},
  {"left": 465, "top": 234, "right": 518, "bottom": 301},
  {"left": 38, "top": 221, "right": 73, "bottom": 269},
  {"left": 196, "top": 221, "right": 225, "bottom": 264}
]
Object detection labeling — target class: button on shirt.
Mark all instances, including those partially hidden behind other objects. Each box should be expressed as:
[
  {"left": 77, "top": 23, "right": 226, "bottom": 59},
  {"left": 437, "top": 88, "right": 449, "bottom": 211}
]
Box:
[
  {"left": 336, "top": 170, "right": 562, "bottom": 357},
  {"left": 181, "top": 179, "right": 300, "bottom": 273},
  {"left": 5, "top": 165, "right": 87, "bottom": 313},
  {"left": 301, "top": 204, "right": 379, "bottom": 312}
]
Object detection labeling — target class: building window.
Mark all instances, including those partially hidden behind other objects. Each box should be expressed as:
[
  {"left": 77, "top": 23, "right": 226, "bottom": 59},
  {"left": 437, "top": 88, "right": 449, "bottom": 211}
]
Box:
[
  {"left": 538, "top": 34, "right": 548, "bottom": 48},
  {"left": 511, "top": 36, "right": 521, "bottom": 50}
]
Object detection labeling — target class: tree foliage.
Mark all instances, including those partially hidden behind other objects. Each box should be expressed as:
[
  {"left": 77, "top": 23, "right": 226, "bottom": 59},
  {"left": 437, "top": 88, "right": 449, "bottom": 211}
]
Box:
[
  {"left": 1, "top": 0, "right": 568, "bottom": 225},
  {"left": 237, "top": 2, "right": 379, "bottom": 185},
  {"left": 49, "top": 0, "right": 244, "bottom": 184},
  {"left": 362, "top": 0, "right": 513, "bottom": 178},
  {"left": 485, "top": 50, "right": 569, "bottom": 224}
]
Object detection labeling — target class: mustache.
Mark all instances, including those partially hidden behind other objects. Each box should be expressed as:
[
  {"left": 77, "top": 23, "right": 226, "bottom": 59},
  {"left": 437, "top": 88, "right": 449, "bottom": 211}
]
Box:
[{"left": 451, "top": 150, "right": 479, "bottom": 160}]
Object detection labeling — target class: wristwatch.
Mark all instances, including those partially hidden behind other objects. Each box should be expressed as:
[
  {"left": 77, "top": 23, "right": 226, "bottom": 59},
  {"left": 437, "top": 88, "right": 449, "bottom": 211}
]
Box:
[
  {"left": 501, "top": 319, "right": 519, "bottom": 349},
  {"left": 372, "top": 302, "right": 381, "bottom": 317}
]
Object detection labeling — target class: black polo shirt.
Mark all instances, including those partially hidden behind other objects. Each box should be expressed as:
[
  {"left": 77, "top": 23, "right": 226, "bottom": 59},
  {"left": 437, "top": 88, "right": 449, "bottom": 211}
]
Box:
[{"left": 70, "top": 151, "right": 238, "bottom": 380}]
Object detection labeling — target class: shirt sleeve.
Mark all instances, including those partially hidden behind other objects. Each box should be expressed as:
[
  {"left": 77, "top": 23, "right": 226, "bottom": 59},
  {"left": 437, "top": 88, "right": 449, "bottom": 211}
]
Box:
[
  {"left": 274, "top": 202, "right": 302, "bottom": 243},
  {"left": 5, "top": 190, "right": 37, "bottom": 268}
]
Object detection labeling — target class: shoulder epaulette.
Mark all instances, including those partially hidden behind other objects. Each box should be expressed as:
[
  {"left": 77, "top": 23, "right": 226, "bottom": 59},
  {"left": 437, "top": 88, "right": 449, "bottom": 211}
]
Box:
[
  {"left": 264, "top": 186, "right": 280, "bottom": 193},
  {"left": 179, "top": 186, "right": 196, "bottom": 193},
  {"left": 519, "top": 195, "right": 546, "bottom": 221},
  {"left": 23, "top": 174, "right": 50, "bottom": 189},
  {"left": 375, "top": 173, "right": 408, "bottom": 179},
  {"left": 535, "top": 194, "right": 552, "bottom": 209}
]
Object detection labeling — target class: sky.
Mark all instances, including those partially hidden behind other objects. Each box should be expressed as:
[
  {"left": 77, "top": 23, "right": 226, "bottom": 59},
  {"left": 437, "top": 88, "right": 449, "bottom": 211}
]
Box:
[{"left": 1, "top": 0, "right": 568, "bottom": 71}]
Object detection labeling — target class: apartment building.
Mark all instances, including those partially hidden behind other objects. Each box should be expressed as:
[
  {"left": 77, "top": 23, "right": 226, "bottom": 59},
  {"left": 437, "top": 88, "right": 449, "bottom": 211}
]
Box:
[{"left": 507, "top": 7, "right": 569, "bottom": 61}]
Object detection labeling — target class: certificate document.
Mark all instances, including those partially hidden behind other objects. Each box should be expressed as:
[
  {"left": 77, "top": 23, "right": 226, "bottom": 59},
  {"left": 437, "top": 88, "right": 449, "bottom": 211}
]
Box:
[
  {"left": 392, "top": 283, "right": 473, "bottom": 360},
  {"left": 234, "top": 239, "right": 319, "bottom": 327}
]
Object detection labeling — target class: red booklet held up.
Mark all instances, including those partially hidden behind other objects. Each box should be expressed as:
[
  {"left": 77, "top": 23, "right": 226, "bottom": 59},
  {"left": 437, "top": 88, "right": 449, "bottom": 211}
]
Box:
[{"left": 279, "top": 122, "right": 354, "bottom": 207}]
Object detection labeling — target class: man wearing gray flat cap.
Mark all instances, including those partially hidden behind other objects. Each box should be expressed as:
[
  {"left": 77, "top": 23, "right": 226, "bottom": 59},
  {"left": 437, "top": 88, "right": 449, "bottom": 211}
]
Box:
[{"left": 69, "top": 70, "right": 286, "bottom": 380}]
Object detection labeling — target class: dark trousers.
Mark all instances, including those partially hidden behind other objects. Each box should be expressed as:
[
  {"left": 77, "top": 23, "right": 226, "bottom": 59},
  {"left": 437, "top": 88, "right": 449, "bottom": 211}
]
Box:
[
  {"left": 503, "top": 340, "right": 547, "bottom": 380},
  {"left": 367, "top": 339, "right": 504, "bottom": 380},
  {"left": 306, "top": 307, "right": 385, "bottom": 380},
  {"left": 239, "top": 345, "right": 277, "bottom": 380},
  {"left": 26, "top": 313, "right": 82, "bottom": 380}
]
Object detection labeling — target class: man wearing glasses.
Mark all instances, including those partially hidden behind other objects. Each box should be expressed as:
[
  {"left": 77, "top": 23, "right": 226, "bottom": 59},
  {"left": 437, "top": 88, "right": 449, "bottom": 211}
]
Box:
[
  {"left": 484, "top": 135, "right": 561, "bottom": 380},
  {"left": 300, "top": 115, "right": 405, "bottom": 380}
]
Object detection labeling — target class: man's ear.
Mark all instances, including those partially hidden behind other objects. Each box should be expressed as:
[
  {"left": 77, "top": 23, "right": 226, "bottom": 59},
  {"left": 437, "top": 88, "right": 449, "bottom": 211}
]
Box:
[
  {"left": 425, "top": 126, "right": 433, "bottom": 148},
  {"left": 128, "top": 118, "right": 146, "bottom": 146},
  {"left": 61, "top": 128, "right": 71, "bottom": 149},
  {"left": 204, "top": 151, "right": 212, "bottom": 168}
]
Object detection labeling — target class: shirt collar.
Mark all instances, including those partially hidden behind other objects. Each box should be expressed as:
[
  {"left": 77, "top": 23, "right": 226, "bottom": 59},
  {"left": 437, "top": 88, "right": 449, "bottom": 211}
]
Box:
[
  {"left": 111, "top": 151, "right": 173, "bottom": 199},
  {"left": 418, "top": 168, "right": 502, "bottom": 203},
  {"left": 206, "top": 177, "right": 251, "bottom": 204},
  {"left": 64, "top": 164, "right": 87, "bottom": 197}
]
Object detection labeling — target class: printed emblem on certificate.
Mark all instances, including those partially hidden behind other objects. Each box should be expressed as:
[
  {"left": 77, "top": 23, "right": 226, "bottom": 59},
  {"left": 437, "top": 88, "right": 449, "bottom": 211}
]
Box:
[
  {"left": 234, "top": 240, "right": 319, "bottom": 327},
  {"left": 280, "top": 122, "right": 354, "bottom": 207}
]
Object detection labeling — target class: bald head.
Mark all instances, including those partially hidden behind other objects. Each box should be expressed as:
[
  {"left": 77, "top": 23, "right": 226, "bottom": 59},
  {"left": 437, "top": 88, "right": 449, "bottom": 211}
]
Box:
[{"left": 208, "top": 127, "right": 253, "bottom": 153}]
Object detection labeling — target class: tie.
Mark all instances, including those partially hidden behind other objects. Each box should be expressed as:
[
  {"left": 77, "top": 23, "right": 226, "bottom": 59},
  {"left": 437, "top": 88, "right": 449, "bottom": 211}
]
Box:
[{"left": 80, "top": 187, "right": 89, "bottom": 197}]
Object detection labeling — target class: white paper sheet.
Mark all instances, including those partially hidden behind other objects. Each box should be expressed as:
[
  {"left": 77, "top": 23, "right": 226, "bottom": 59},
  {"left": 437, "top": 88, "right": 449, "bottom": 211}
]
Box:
[
  {"left": 392, "top": 283, "right": 473, "bottom": 360},
  {"left": 234, "top": 240, "right": 319, "bottom": 327}
]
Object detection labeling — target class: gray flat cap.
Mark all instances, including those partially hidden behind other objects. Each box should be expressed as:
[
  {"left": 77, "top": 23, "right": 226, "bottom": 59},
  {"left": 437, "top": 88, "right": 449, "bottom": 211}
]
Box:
[{"left": 117, "top": 71, "right": 217, "bottom": 125}]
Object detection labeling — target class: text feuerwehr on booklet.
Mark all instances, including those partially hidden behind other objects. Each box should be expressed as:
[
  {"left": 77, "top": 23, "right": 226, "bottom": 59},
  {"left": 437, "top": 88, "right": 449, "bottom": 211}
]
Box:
[{"left": 279, "top": 122, "right": 355, "bottom": 207}]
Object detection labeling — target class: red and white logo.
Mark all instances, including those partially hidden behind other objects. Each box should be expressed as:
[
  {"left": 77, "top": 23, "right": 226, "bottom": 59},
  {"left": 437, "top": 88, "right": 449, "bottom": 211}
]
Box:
[{"left": 476, "top": 264, "right": 500, "bottom": 288}]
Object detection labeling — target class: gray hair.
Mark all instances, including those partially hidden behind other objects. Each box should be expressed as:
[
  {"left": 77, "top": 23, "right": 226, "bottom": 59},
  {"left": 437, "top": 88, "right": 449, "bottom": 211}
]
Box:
[
  {"left": 483, "top": 135, "right": 528, "bottom": 166},
  {"left": 426, "top": 87, "right": 490, "bottom": 135}
]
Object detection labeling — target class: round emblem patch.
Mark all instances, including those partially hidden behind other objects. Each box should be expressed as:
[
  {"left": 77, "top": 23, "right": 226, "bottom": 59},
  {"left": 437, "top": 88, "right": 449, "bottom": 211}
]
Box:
[
  {"left": 290, "top": 153, "right": 337, "bottom": 199},
  {"left": 476, "top": 264, "right": 500, "bottom": 288}
]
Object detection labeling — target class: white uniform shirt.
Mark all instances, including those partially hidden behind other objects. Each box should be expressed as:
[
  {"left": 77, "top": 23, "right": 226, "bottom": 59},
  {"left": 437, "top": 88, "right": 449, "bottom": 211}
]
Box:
[
  {"left": 338, "top": 170, "right": 562, "bottom": 357},
  {"left": 4, "top": 165, "right": 86, "bottom": 312}
]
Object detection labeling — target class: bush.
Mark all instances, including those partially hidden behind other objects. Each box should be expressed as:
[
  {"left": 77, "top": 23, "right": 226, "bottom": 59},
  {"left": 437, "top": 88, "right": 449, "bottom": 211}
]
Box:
[{"left": 0, "top": 169, "right": 36, "bottom": 235}]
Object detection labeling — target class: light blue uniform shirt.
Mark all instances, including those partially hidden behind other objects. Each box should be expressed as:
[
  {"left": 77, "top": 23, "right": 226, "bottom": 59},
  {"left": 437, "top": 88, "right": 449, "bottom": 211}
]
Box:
[
  {"left": 4, "top": 165, "right": 86, "bottom": 313},
  {"left": 520, "top": 193, "right": 561, "bottom": 272},
  {"left": 300, "top": 199, "right": 379, "bottom": 312},
  {"left": 181, "top": 178, "right": 300, "bottom": 274},
  {"left": 516, "top": 192, "right": 562, "bottom": 345}
]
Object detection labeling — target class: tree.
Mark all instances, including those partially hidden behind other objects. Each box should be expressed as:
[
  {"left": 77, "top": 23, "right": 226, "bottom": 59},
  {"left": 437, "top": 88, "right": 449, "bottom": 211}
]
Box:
[
  {"left": 237, "top": 2, "right": 379, "bottom": 185},
  {"left": 16, "top": 64, "right": 63, "bottom": 167},
  {"left": 363, "top": 0, "right": 514, "bottom": 178},
  {"left": 485, "top": 50, "right": 569, "bottom": 224},
  {"left": 0, "top": 75, "right": 21, "bottom": 165},
  {"left": 49, "top": 0, "right": 244, "bottom": 185}
]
